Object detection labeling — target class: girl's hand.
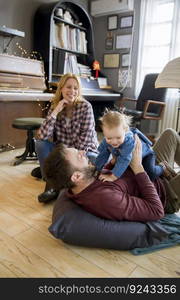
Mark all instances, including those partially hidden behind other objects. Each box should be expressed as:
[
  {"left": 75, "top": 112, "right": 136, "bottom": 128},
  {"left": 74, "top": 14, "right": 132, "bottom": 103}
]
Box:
[{"left": 99, "top": 173, "right": 117, "bottom": 182}]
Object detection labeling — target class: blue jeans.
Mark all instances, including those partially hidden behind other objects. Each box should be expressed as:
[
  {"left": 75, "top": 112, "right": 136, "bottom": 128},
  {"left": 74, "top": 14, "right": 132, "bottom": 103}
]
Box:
[{"left": 35, "top": 140, "right": 98, "bottom": 178}]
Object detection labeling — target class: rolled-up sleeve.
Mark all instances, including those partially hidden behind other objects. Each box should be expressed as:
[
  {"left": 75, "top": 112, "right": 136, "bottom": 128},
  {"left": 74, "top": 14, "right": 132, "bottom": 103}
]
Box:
[
  {"left": 38, "top": 109, "right": 56, "bottom": 140},
  {"left": 112, "top": 134, "right": 135, "bottom": 177},
  {"left": 100, "top": 172, "right": 165, "bottom": 221},
  {"left": 77, "top": 102, "right": 98, "bottom": 151},
  {"left": 95, "top": 139, "right": 110, "bottom": 170}
]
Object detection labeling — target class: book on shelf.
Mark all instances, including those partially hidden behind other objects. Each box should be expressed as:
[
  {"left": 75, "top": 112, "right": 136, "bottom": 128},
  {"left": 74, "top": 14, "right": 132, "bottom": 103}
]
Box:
[
  {"left": 52, "top": 48, "right": 58, "bottom": 73},
  {"left": 77, "top": 63, "right": 92, "bottom": 77},
  {"left": 53, "top": 23, "right": 65, "bottom": 48},
  {"left": 52, "top": 49, "right": 66, "bottom": 75},
  {"left": 53, "top": 51, "right": 92, "bottom": 77},
  {"left": 80, "top": 31, "right": 87, "bottom": 53},
  {"left": 53, "top": 21, "right": 87, "bottom": 53},
  {"left": 64, "top": 53, "right": 79, "bottom": 74}
]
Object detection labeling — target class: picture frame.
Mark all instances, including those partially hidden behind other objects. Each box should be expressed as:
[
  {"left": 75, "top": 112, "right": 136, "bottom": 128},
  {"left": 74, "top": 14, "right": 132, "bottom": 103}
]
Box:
[
  {"left": 103, "top": 53, "right": 119, "bottom": 68},
  {"left": 116, "top": 34, "right": 132, "bottom": 49},
  {"left": 121, "top": 53, "right": 130, "bottom": 67},
  {"left": 107, "top": 15, "right": 118, "bottom": 30},
  {"left": 119, "top": 15, "right": 133, "bottom": 29},
  {"left": 105, "top": 37, "right": 114, "bottom": 50}
]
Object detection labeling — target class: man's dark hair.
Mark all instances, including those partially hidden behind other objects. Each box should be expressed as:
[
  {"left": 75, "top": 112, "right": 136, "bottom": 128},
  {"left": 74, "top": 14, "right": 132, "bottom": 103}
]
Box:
[{"left": 44, "top": 143, "right": 75, "bottom": 191}]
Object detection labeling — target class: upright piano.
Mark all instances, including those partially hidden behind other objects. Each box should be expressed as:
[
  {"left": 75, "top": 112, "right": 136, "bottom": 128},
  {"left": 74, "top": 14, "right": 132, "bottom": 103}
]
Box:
[{"left": 0, "top": 54, "right": 52, "bottom": 148}]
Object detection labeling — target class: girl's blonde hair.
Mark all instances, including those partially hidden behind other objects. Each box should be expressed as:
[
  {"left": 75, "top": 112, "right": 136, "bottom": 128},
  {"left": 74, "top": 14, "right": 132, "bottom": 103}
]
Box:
[
  {"left": 99, "top": 109, "right": 132, "bottom": 132},
  {"left": 51, "top": 73, "right": 84, "bottom": 110}
]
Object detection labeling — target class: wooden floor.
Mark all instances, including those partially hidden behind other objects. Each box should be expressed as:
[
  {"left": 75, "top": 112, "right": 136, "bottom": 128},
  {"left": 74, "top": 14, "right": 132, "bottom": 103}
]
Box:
[{"left": 0, "top": 148, "right": 180, "bottom": 278}]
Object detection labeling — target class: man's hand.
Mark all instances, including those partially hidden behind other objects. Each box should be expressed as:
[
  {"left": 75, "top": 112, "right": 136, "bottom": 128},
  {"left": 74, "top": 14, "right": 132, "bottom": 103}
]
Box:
[
  {"left": 99, "top": 173, "right": 117, "bottom": 182},
  {"left": 130, "top": 134, "right": 144, "bottom": 175}
]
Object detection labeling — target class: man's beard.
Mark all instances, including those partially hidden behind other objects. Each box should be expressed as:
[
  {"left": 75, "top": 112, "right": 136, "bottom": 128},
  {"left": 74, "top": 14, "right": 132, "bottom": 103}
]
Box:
[{"left": 82, "top": 165, "right": 97, "bottom": 180}]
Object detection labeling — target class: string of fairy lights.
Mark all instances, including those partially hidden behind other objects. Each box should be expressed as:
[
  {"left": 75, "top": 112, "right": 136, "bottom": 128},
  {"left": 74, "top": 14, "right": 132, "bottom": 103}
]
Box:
[
  {"left": 36, "top": 98, "right": 52, "bottom": 111},
  {"left": 15, "top": 42, "right": 43, "bottom": 60}
]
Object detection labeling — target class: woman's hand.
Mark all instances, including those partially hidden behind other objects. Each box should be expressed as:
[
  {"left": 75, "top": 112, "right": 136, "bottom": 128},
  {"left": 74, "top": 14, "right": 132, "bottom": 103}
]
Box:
[
  {"left": 51, "top": 99, "right": 69, "bottom": 117},
  {"left": 130, "top": 134, "right": 144, "bottom": 175},
  {"left": 35, "top": 128, "right": 41, "bottom": 139}
]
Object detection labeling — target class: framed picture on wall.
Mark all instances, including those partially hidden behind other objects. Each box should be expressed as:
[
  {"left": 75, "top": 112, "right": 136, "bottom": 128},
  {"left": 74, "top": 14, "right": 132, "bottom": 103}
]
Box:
[
  {"left": 121, "top": 53, "right": 130, "bottom": 67},
  {"left": 119, "top": 15, "right": 133, "bottom": 29},
  {"left": 103, "top": 53, "right": 120, "bottom": 68},
  {"left": 116, "top": 34, "right": 132, "bottom": 49},
  {"left": 105, "top": 37, "right": 114, "bottom": 50},
  {"left": 107, "top": 15, "right": 118, "bottom": 30}
]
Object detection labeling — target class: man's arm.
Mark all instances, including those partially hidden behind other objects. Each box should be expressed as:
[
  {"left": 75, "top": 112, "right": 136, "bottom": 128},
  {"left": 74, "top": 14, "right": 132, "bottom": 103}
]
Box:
[
  {"left": 129, "top": 134, "right": 144, "bottom": 175},
  {"left": 98, "top": 174, "right": 164, "bottom": 222},
  {"left": 98, "top": 136, "right": 164, "bottom": 222}
]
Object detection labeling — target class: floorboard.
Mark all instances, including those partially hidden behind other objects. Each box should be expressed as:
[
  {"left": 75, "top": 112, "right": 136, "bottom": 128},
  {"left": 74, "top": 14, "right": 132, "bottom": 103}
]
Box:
[{"left": 0, "top": 148, "right": 179, "bottom": 278}]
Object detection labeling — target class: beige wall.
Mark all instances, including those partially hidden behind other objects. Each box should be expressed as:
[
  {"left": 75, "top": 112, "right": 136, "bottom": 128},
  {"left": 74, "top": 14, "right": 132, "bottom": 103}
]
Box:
[{"left": 92, "top": 0, "right": 141, "bottom": 97}]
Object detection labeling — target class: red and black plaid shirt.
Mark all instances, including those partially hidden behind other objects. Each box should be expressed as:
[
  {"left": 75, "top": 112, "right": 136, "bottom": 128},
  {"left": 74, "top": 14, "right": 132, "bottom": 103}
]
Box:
[{"left": 38, "top": 100, "right": 99, "bottom": 152}]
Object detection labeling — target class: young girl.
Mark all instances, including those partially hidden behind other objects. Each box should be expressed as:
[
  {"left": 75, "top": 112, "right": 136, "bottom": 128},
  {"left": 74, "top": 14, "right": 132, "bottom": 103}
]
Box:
[{"left": 95, "top": 110, "right": 176, "bottom": 182}]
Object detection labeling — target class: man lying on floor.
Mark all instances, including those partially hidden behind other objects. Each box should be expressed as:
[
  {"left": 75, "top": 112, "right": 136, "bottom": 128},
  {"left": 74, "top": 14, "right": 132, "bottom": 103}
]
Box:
[{"left": 43, "top": 129, "right": 180, "bottom": 222}]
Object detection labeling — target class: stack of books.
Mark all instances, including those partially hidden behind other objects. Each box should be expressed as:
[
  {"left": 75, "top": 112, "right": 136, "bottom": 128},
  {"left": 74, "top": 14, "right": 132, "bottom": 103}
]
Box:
[
  {"left": 53, "top": 22, "right": 87, "bottom": 53},
  {"left": 52, "top": 51, "right": 92, "bottom": 77},
  {"left": 77, "top": 63, "right": 91, "bottom": 77}
]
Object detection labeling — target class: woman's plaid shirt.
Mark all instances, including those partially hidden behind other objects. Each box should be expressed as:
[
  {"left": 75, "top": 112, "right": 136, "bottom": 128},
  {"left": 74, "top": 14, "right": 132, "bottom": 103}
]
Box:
[{"left": 38, "top": 100, "right": 99, "bottom": 152}]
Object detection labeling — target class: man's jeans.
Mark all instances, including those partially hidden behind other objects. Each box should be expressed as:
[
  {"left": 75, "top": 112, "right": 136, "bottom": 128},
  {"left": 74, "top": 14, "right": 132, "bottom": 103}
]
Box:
[{"left": 153, "top": 129, "right": 180, "bottom": 206}]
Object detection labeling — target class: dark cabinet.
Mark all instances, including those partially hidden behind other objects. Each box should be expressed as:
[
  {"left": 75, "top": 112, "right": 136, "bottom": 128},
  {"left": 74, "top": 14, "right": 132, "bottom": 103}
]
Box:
[
  {"left": 34, "top": 0, "right": 95, "bottom": 87},
  {"left": 33, "top": 1, "right": 122, "bottom": 128}
]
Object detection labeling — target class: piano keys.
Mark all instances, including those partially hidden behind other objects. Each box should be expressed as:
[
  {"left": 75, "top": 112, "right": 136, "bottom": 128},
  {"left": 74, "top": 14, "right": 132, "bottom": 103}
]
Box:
[{"left": 80, "top": 77, "right": 121, "bottom": 101}]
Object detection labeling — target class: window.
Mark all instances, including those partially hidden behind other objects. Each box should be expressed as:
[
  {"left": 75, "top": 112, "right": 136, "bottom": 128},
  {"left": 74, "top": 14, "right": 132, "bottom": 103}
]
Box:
[
  {"left": 137, "top": 0, "right": 176, "bottom": 90},
  {"left": 136, "top": 0, "right": 180, "bottom": 132}
]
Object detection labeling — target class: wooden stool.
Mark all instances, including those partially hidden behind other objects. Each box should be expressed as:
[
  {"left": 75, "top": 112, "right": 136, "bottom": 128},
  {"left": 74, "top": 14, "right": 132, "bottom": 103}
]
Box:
[{"left": 12, "top": 117, "right": 44, "bottom": 166}]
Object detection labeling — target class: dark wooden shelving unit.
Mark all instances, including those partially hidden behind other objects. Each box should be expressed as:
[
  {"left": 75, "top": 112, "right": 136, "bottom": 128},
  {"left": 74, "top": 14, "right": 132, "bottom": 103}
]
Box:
[
  {"left": 53, "top": 46, "right": 89, "bottom": 56},
  {"left": 34, "top": 0, "right": 95, "bottom": 86},
  {"left": 53, "top": 16, "right": 87, "bottom": 31}
]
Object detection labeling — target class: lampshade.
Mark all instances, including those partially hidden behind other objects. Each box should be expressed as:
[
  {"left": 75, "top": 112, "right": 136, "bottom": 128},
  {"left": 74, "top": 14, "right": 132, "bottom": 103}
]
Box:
[{"left": 155, "top": 57, "right": 180, "bottom": 88}]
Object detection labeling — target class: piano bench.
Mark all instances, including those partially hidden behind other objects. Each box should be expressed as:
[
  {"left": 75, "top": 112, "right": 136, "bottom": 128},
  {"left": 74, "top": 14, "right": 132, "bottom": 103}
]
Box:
[{"left": 12, "top": 117, "right": 44, "bottom": 166}]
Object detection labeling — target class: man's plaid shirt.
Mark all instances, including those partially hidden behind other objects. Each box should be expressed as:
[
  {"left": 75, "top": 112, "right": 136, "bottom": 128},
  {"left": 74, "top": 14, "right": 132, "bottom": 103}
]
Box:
[{"left": 38, "top": 100, "right": 99, "bottom": 152}]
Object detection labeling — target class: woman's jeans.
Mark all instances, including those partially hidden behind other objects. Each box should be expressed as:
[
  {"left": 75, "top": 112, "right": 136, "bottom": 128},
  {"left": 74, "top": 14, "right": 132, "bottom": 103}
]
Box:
[{"left": 35, "top": 139, "right": 98, "bottom": 179}]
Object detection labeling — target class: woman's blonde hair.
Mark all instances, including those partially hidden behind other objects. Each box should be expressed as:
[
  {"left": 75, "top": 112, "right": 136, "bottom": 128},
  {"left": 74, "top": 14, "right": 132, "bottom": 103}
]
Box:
[
  {"left": 51, "top": 73, "right": 84, "bottom": 110},
  {"left": 99, "top": 109, "right": 132, "bottom": 132}
]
